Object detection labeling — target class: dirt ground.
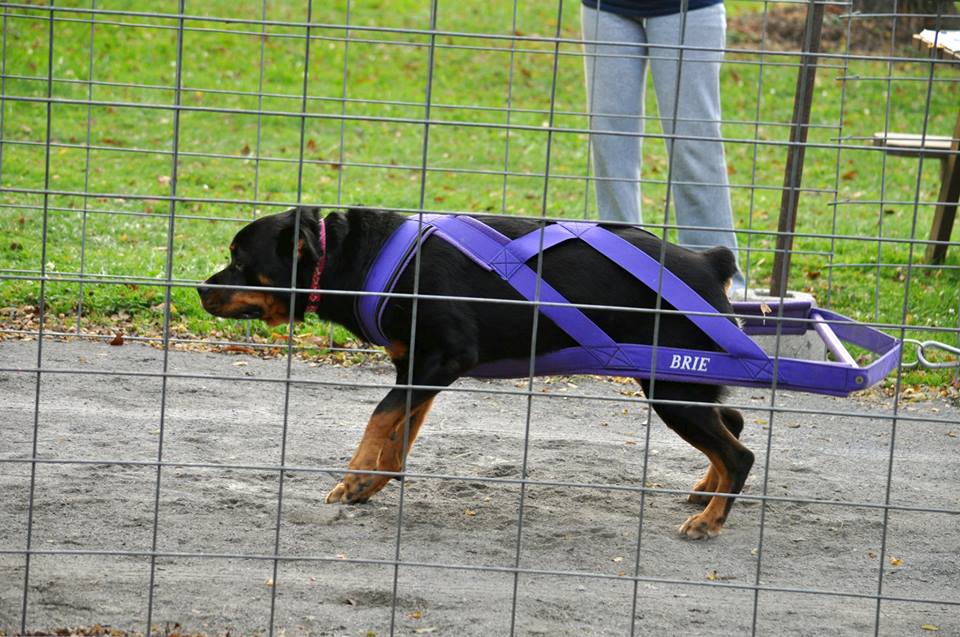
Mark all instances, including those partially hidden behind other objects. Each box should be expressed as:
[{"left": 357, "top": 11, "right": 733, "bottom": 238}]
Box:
[{"left": 0, "top": 338, "right": 958, "bottom": 636}]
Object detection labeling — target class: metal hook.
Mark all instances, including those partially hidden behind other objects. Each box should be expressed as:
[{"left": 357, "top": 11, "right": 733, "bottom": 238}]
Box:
[
  {"left": 918, "top": 340, "right": 960, "bottom": 370},
  {"left": 900, "top": 338, "right": 923, "bottom": 370}
]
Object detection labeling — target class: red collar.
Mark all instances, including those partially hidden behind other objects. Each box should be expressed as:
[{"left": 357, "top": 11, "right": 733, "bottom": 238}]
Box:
[{"left": 304, "top": 217, "right": 327, "bottom": 314}]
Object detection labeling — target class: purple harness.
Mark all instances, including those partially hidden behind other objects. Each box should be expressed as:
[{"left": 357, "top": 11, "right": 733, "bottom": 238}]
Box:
[{"left": 355, "top": 215, "right": 901, "bottom": 397}]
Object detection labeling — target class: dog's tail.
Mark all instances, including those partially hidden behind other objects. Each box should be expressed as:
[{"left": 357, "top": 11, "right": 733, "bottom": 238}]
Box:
[{"left": 703, "top": 246, "right": 738, "bottom": 286}]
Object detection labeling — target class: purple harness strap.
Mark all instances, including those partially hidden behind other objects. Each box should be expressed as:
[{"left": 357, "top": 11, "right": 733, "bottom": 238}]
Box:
[
  {"left": 502, "top": 220, "right": 767, "bottom": 360},
  {"left": 356, "top": 215, "right": 901, "bottom": 396},
  {"left": 356, "top": 214, "right": 439, "bottom": 346}
]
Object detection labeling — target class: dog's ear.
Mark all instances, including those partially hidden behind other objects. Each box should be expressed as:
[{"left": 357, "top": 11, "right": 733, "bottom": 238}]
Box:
[{"left": 276, "top": 207, "right": 320, "bottom": 263}]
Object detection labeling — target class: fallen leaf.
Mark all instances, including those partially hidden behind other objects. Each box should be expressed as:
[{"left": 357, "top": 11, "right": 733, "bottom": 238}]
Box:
[
  {"left": 464, "top": 508, "right": 477, "bottom": 517},
  {"left": 109, "top": 332, "right": 124, "bottom": 346},
  {"left": 413, "top": 629, "right": 436, "bottom": 635},
  {"left": 409, "top": 610, "right": 423, "bottom": 620},
  {"left": 890, "top": 556, "right": 902, "bottom": 567},
  {"left": 706, "top": 570, "right": 718, "bottom": 581},
  {"left": 265, "top": 577, "right": 274, "bottom": 587},
  {"left": 157, "top": 175, "right": 171, "bottom": 185},
  {"left": 920, "top": 624, "right": 940, "bottom": 631},
  {"left": 232, "top": 361, "right": 248, "bottom": 367},
  {"left": 223, "top": 345, "right": 256, "bottom": 354}
]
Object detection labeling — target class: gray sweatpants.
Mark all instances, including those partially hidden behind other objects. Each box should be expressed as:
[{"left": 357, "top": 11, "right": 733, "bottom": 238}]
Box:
[{"left": 581, "top": 3, "right": 744, "bottom": 290}]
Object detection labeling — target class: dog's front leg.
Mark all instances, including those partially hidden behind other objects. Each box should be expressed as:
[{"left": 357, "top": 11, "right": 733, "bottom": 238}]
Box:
[
  {"left": 325, "top": 390, "right": 436, "bottom": 504},
  {"left": 326, "top": 338, "right": 473, "bottom": 505}
]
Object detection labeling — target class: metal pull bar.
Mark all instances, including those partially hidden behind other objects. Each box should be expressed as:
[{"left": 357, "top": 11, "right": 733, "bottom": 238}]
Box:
[{"left": 811, "top": 311, "right": 858, "bottom": 367}]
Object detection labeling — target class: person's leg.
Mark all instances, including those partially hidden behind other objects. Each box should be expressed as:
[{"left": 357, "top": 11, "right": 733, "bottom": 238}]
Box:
[
  {"left": 581, "top": 5, "right": 648, "bottom": 225},
  {"left": 646, "top": 4, "right": 745, "bottom": 291}
]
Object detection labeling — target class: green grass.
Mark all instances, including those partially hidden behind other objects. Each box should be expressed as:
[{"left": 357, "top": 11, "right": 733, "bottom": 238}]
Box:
[{"left": 0, "top": 1, "right": 958, "bottom": 387}]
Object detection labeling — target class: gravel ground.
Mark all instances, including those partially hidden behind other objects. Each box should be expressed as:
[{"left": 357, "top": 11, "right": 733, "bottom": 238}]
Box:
[{"left": 1, "top": 338, "right": 958, "bottom": 636}]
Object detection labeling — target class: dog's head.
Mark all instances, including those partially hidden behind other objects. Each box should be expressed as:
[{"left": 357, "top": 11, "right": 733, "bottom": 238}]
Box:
[{"left": 197, "top": 207, "right": 322, "bottom": 326}]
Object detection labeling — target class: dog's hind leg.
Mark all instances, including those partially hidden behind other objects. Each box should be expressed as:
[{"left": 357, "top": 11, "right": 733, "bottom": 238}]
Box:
[
  {"left": 687, "top": 407, "right": 744, "bottom": 505},
  {"left": 640, "top": 381, "right": 753, "bottom": 539}
]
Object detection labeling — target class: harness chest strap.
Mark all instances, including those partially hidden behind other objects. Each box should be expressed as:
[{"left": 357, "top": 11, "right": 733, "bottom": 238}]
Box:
[{"left": 355, "top": 214, "right": 440, "bottom": 346}]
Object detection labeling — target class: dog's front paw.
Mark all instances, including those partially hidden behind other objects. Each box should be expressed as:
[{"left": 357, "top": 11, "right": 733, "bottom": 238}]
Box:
[
  {"left": 325, "top": 482, "right": 348, "bottom": 504},
  {"left": 678, "top": 512, "right": 723, "bottom": 540},
  {"left": 325, "top": 481, "right": 369, "bottom": 504}
]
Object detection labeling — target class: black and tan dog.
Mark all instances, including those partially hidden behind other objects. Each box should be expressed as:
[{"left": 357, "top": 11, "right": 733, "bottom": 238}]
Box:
[{"left": 198, "top": 206, "right": 754, "bottom": 539}]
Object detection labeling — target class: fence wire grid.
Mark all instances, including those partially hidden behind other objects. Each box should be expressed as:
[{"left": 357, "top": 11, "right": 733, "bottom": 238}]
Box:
[{"left": 0, "top": 0, "right": 959, "bottom": 636}]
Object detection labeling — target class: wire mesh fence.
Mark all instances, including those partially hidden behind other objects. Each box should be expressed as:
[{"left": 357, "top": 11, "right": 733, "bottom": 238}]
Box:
[{"left": 0, "top": 0, "right": 958, "bottom": 635}]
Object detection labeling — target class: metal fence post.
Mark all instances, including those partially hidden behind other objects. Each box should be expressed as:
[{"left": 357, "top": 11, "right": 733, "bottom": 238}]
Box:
[{"left": 769, "top": 0, "right": 826, "bottom": 297}]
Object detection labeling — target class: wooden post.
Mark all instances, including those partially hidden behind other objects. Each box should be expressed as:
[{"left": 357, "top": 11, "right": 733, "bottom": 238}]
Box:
[
  {"left": 925, "top": 107, "right": 960, "bottom": 263},
  {"left": 769, "top": 0, "right": 825, "bottom": 297}
]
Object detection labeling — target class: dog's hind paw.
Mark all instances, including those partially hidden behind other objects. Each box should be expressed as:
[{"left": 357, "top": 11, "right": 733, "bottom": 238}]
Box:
[{"left": 678, "top": 513, "right": 723, "bottom": 540}]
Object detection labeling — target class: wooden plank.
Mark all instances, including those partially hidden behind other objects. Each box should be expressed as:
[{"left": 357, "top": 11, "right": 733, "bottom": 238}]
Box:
[
  {"left": 913, "top": 30, "right": 960, "bottom": 60},
  {"left": 872, "top": 132, "right": 954, "bottom": 157}
]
